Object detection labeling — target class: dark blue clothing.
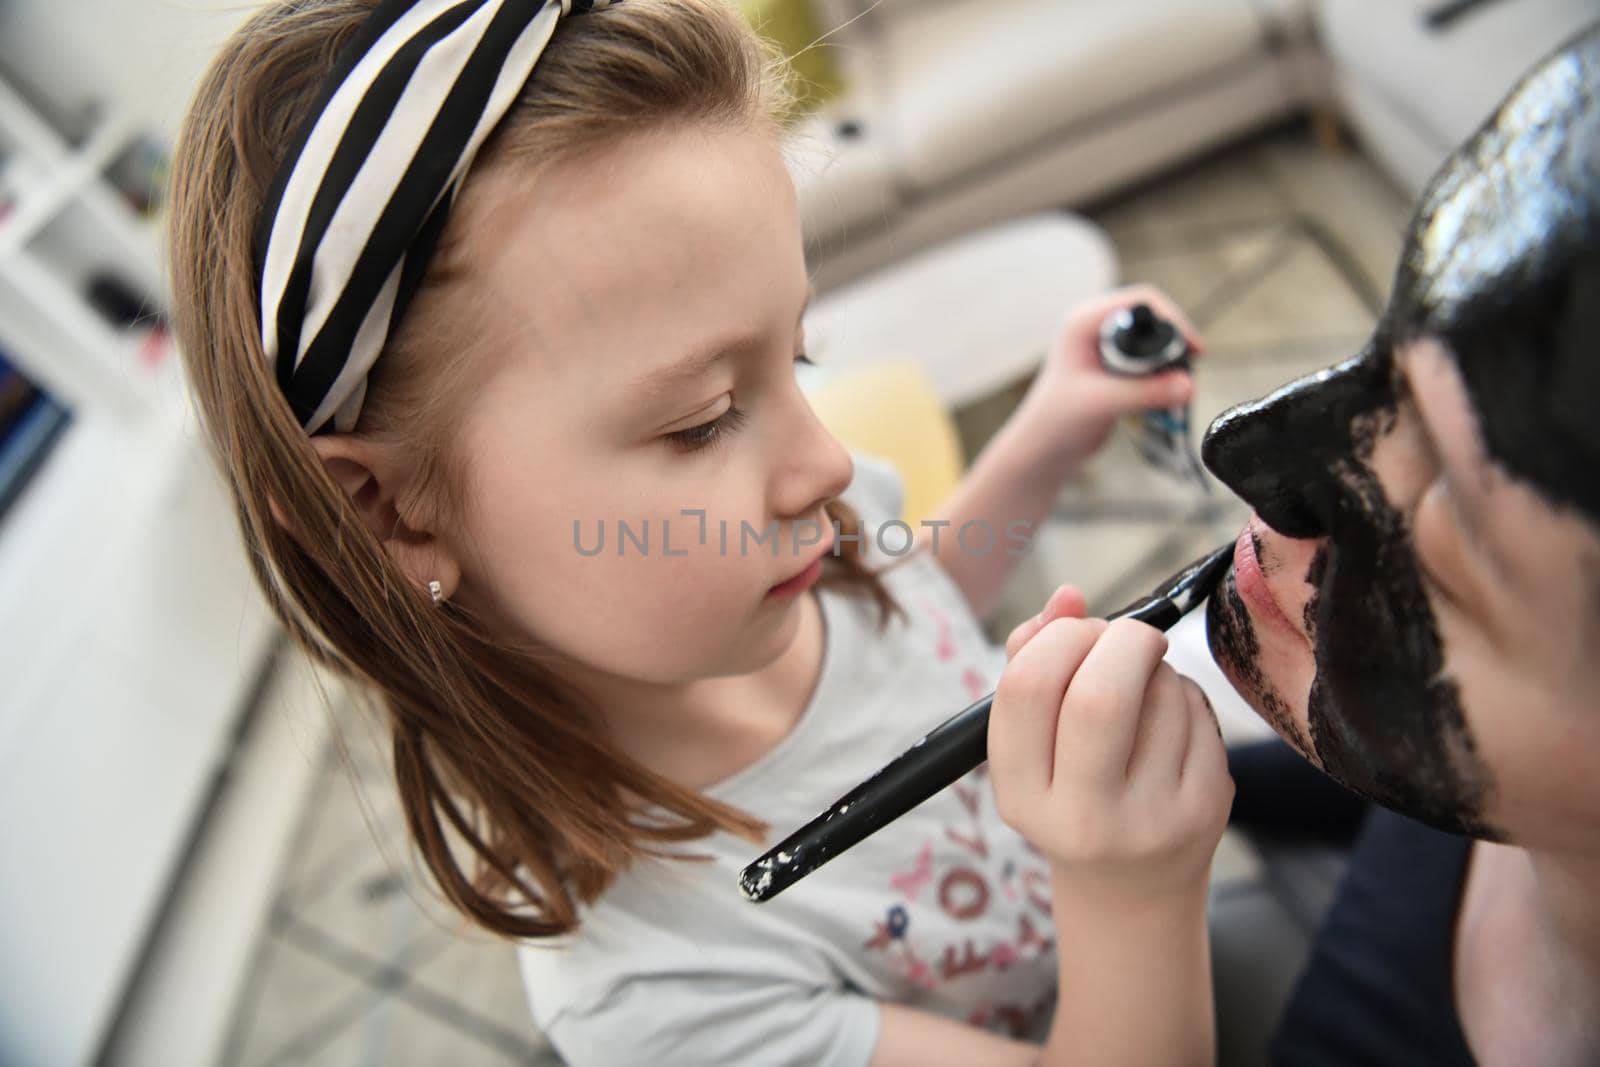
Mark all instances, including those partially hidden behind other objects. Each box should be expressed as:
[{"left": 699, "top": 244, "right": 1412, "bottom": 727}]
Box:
[
  {"left": 1269, "top": 807, "right": 1477, "bottom": 1065},
  {"left": 1229, "top": 740, "right": 1478, "bottom": 1066}
]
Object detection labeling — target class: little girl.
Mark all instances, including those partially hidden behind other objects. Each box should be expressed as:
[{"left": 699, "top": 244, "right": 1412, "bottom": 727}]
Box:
[{"left": 167, "top": 0, "right": 1234, "bottom": 1063}]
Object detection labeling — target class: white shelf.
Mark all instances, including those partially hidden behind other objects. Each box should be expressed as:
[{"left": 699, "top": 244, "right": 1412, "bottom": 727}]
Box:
[
  {"left": 0, "top": 67, "right": 171, "bottom": 421},
  {"left": 0, "top": 249, "right": 171, "bottom": 416},
  {"left": 0, "top": 67, "right": 76, "bottom": 163},
  {"left": 0, "top": 109, "right": 137, "bottom": 256}
]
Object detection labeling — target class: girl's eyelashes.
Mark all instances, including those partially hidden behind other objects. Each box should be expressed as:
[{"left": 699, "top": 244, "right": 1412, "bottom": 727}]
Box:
[
  {"left": 667, "top": 404, "right": 747, "bottom": 453},
  {"left": 665, "top": 351, "right": 815, "bottom": 453}
]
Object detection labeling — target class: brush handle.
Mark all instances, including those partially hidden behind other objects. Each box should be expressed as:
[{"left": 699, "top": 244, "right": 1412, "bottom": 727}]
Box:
[
  {"left": 738, "top": 595, "right": 1182, "bottom": 901},
  {"left": 739, "top": 691, "right": 992, "bottom": 901}
]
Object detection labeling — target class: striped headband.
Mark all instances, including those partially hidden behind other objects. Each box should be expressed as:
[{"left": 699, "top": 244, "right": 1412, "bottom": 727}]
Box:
[{"left": 254, "top": 0, "right": 617, "bottom": 436}]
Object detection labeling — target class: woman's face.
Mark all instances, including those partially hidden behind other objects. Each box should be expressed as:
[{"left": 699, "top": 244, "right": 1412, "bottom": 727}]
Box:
[
  {"left": 1202, "top": 26, "right": 1600, "bottom": 847},
  {"left": 1204, "top": 337, "right": 1600, "bottom": 848}
]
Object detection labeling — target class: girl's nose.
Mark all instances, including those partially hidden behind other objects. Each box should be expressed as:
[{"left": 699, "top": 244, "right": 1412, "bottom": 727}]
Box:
[
  {"left": 1202, "top": 349, "right": 1390, "bottom": 539},
  {"left": 778, "top": 392, "right": 855, "bottom": 520},
  {"left": 808, "top": 422, "right": 856, "bottom": 513}
]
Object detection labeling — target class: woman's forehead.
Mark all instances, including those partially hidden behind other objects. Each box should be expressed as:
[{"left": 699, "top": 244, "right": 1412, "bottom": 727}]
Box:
[
  {"left": 1357, "top": 27, "right": 1600, "bottom": 521},
  {"left": 1406, "top": 44, "right": 1593, "bottom": 321}
]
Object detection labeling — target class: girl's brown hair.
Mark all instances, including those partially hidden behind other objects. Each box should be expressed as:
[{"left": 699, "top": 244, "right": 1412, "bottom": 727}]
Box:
[{"left": 167, "top": 0, "right": 906, "bottom": 939}]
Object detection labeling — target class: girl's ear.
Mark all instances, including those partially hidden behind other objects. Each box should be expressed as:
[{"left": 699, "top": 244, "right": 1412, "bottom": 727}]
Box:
[{"left": 301, "top": 433, "right": 463, "bottom": 602}]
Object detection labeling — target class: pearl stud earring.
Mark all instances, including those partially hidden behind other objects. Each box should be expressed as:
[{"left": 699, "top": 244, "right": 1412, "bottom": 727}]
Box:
[{"left": 428, "top": 580, "right": 443, "bottom": 605}]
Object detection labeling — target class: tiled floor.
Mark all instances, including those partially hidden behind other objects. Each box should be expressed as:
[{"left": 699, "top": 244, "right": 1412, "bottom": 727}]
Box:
[
  {"left": 218, "top": 120, "right": 1411, "bottom": 1066},
  {"left": 217, "top": 696, "right": 561, "bottom": 1067}
]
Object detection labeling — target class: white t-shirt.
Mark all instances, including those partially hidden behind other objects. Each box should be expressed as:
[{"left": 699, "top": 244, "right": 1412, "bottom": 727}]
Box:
[{"left": 517, "top": 451, "right": 1060, "bottom": 1066}]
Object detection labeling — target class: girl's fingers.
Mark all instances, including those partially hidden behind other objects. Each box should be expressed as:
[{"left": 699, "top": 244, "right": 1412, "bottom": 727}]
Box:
[
  {"left": 990, "top": 616, "right": 1107, "bottom": 803},
  {"left": 1005, "top": 583, "right": 1087, "bottom": 660},
  {"left": 1179, "top": 682, "right": 1232, "bottom": 814},
  {"left": 1188, "top": 677, "right": 1222, "bottom": 744},
  {"left": 1092, "top": 367, "right": 1194, "bottom": 417},
  {"left": 1054, "top": 618, "right": 1170, "bottom": 788},
  {"left": 1124, "top": 663, "right": 1192, "bottom": 787},
  {"left": 1181, "top": 681, "right": 1228, "bottom": 779}
]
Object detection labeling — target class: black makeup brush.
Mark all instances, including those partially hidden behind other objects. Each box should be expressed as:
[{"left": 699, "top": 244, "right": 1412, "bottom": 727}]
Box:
[{"left": 738, "top": 544, "right": 1234, "bottom": 903}]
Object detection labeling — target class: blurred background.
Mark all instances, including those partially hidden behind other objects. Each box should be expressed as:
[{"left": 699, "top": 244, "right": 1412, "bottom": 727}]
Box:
[{"left": 1, "top": 0, "right": 1593, "bottom": 1064}]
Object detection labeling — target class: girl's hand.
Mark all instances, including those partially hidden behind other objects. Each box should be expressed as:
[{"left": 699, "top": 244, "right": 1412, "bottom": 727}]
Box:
[
  {"left": 1023, "top": 285, "right": 1206, "bottom": 468},
  {"left": 987, "top": 583, "right": 1234, "bottom": 907}
]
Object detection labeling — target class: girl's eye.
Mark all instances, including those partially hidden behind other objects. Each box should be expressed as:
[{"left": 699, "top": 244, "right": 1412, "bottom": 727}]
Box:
[
  {"left": 664, "top": 352, "right": 816, "bottom": 454},
  {"left": 666, "top": 405, "right": 748, "bottom": 453}
]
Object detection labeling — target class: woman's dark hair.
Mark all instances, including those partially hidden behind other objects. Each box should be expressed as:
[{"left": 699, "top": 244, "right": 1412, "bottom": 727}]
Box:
[{"left": 1384, "top": 20, "right": 1600, "bottom": 521}]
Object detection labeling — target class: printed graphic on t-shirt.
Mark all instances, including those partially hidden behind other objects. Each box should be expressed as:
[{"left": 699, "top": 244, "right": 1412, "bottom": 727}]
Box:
[
  {"left": 862, "top": 596, "right": 1058, "bottom": 1038},
  {"left": 862, "top": 769, "right": 1057, "bottom": 1036},
  {"left": 922, "top": 595, "right": 994, "bottom": 702}
]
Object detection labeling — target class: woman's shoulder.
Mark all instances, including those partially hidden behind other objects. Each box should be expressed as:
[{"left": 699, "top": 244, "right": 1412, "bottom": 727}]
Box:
[{"left": 1270, "top": 808, "right": 1477, "bottom": 1065}]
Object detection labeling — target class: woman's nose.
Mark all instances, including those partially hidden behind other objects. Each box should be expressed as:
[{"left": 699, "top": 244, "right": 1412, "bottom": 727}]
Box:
[{"left": 1202, "top": 351, "right": 1389, "bottom": 539}]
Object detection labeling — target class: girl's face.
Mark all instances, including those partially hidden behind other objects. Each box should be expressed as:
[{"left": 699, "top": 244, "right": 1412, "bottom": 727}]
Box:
[
  {"left": 1203, "top": 338, "right": 1600, "bottom": 850},
  {"left": 442, "top": 124, "right": 854, "bottom": 698}
]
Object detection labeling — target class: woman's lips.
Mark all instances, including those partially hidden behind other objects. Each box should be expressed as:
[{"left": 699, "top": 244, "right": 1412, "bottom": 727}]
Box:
[{"left": 1232, "top": 517, "right": 1303, "bottom": 639}]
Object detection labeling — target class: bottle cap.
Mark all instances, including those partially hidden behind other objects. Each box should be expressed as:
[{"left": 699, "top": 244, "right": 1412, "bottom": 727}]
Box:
[{"left": 1098, "top": 303, "right": 1189, "bottom": 375}]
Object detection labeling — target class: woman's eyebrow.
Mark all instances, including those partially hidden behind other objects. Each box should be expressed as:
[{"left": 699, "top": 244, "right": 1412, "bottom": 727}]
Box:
[
  {"left": 1399, "top": 355, "right": 1491, "bottom": 508},
  {"left": 628, "top": 282, "right": 815, "bottom": 403}
]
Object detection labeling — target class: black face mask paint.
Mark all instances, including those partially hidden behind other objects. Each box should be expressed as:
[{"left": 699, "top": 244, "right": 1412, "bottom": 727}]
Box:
[
  {"left": 1205, "top": 536, "right": 1307, "bottom": 754},
  {"left": 1397, "top": 25, "right": 1600, "bottom": 522},
  {"left": 1199, "top": 23, "right": 1600, "bottom": 840},
  {"left": 1204, "top": 343, "right": 1498, "bottom": 837}
]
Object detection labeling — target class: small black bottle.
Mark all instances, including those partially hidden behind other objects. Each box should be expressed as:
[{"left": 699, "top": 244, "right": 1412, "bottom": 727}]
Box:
[{"left": 1096, "top": 303, "right": 1208, "bottom": 491}]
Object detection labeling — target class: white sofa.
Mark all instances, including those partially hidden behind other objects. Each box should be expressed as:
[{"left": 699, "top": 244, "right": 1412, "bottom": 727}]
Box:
[
  {"left": 787, "top": 0, "right": 1598, "bottom": 291},
  {"left": 1316, "top": 0, "right": 1600, "bottom": 194}
]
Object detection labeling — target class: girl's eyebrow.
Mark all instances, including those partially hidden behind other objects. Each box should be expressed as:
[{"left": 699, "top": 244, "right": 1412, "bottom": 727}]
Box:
[{"left": 628, "top": 282, "right": 815, "bottom": 403}]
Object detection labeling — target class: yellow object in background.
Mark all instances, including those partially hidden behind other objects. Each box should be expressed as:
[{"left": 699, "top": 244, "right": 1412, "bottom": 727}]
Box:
[
  {"left": 802, "top": 361, "right": 965, "bottom": 531},
  {"left": 735, "top": 0, "right": 847, "bottom": 121}
]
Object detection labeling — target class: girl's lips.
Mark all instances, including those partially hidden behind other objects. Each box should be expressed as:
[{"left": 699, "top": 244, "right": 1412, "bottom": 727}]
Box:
[
  {"left": 1233, "top": 517, "right": 1303, "bottom": 639},
  {"left": 768, "top": 532, "right": 834, "bottom": 597},
  {"left": 767, "top": 555, "right": 823, "bottom": 597}
]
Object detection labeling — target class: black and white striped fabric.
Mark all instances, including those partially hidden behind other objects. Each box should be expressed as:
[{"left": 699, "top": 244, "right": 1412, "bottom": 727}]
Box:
[{"left": 255, "top": 0, "right": 617, "bottom": 435}]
